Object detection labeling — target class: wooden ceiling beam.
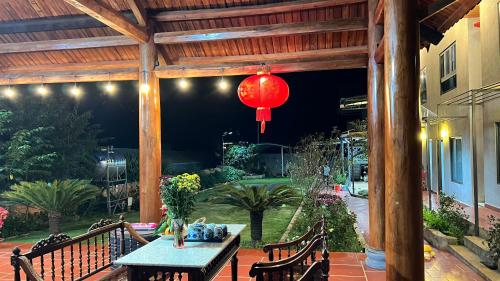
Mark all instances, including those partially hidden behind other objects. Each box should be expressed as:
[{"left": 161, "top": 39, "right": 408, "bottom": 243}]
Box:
[
  {"left": 437, "top": 0, "right": 480, "bottom": 32},
  {"left": 63, "top": 0, "right": 149, "bottom": 42},
  {"left": 0, "top": 68, "right": 138, "bottom": 85},
  {"left": 155, "top": 18, "right": 367, "bottom": 44},
  {"left": 0, "top": 60, "right": 138, "bottom": 74},
  {"left": 0, "top": 12, "right": 136, "bottom": 34},
  {"left": 176, "top": 46, "right": 368, "bottom": 65},
  {"left": 154, "top": 0, "right": 367, "bottom": 21},
  {"left": 155, "top": 58, "right": 367, "bottom": 78},
  {"left": 374, "top": 0, "right": 384, "bottom": 25},
  {"left": 420, "top": 0, "right": 455, "bottom": 22},
  {"left": 0, "top": 36, "right": 136, "bottom": 54},
  {"left": 126, "top": 0, "right": 148, "bottom": 27}
]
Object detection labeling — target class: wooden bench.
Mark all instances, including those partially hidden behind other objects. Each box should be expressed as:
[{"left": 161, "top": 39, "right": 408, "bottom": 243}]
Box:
[
  {"left": 250, "top": 220, "right": 329, "bottom": 281},
  {"left": 11, "top": 216, "right": 149, "bottom": 281},
  {"left": 263, "top": 220, "right": 324, "bottom": 261}
]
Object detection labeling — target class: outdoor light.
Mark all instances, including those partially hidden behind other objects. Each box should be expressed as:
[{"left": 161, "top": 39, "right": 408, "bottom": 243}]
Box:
[
  {"left": 217, "top": 69, "right": 230, "bottom": 92},
  {"left": 440, "top": 128, "right": 448, "bottom": 139},
  {"left": 419, "top": 130, "right": 427, "bottom": 141},
  {"left": 3, "top": 86, "right": 15, "bottom": 99},
  {"left": 70, "top": 83, "right": 81, "bottom": 97},
  {"left": 140, "top": 71, "right": 150, "bottom": 94},
  {"left": 104, "top": 82, "right": 116, "bottom": 94},
  {"left": 36, "top": 84, "right": 48, "bottom": 96},
  {"left": 178, "top": 77, "right": 190, "bottom": 91}
]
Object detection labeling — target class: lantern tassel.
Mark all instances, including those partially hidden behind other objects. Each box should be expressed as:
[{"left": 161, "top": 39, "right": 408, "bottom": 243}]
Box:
[{"left": 260, "top": 120, "right": 266, "bottom": 134}]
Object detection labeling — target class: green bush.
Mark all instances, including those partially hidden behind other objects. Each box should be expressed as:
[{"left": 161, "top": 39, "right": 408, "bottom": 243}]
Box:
[
  {"left": 333, "top": 172, "right": 347, "bottom": 185},
  {"left": 198, "top": 166, "right": 245, "bottom": 189},
  {"left": 1, "top": 211, "right": 48, "bottom": 238},
  {"left": 291, "top": 197, "right": 362, "bottom": 252},
  {"left": 485, "top": 215, "right": 500, "bottom": 267},
  {"left": 221, "top": 166, "right": 246, "bottom": 182},
  {"left": 423, "top": 193, "right": 469, "bottom": 241}
]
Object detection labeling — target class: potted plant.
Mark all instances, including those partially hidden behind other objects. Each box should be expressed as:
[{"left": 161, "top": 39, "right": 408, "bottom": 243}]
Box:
[
  {"left": 0, "top": 207, "right": 8, "bottom": 241},
  {"left": 160, "top": 173, "right": 200, "bottom": 248}
]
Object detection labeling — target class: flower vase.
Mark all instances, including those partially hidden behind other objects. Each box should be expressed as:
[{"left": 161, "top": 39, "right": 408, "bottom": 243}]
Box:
[{"left": 172, "top": 219, "right": 185, "bottom": 248}]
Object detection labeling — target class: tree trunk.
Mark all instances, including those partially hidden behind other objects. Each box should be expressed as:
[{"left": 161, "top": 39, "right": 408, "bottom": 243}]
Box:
[
  {"left": 250, "top": 211, "right": 264, "bottom": 245},
  {"left": 48, "top": 211, "right": 62, "bottom": 234}
]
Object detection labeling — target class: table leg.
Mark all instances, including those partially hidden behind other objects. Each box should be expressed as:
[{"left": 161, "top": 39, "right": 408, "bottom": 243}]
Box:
[{"left": 231, "top": 251, "right": 238, "bottom": 281}]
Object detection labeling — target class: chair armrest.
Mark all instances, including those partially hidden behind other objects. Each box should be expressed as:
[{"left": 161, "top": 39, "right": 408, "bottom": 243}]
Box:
[
  {"left": 18, "top": 256, "right": 43, "bottom": 281},
  {"left": 123, "top": 222, "right": 150, "bottom": 246}
]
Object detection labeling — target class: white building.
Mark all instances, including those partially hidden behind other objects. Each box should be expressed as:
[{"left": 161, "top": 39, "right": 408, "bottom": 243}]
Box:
[{"left": 420, "top": 0, "right": 500, "bottom": 212}]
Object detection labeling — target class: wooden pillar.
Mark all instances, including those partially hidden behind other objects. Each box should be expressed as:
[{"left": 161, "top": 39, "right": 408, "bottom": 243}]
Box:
[
  {"left": 384, "top": 0, "right": 424, "bottom": 280},
  {"left": 139, "top": 35, "right": 162, "bottom": 223},
  {"left": 365, "top": 0, "right": 385, "bottom": 269}
]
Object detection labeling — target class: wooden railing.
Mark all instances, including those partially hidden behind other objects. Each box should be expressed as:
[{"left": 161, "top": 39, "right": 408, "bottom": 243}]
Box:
[{"left": 11, "top": 216, "right": 149, "bottom": 281}]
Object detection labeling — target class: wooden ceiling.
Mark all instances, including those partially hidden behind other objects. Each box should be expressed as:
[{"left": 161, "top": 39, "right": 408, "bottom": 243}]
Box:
[{"left": 0, "top": 0, "right": 480, "bottom": 85}]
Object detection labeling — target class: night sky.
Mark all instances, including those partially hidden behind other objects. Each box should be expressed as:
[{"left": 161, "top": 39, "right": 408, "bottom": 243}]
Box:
[{"left": 62, "top": 68, "right": 366, "bottom": 151}]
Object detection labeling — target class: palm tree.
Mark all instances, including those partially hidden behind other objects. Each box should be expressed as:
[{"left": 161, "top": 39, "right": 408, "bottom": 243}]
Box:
[
  {"left": 212, "top": 184, "right": 299, "bottom": 245},
  {"left": 3, "top": 179, "right": 99, "bottom": 234}
]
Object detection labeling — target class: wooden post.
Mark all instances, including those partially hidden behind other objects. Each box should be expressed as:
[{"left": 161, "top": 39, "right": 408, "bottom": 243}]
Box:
[
  {"left": 139, "top": 35, "right": 162, "bottom": 223},
  {"left": 365, "top": 0, "right": 385, "bottom": 270},
  {"left": 384, "top": 0, "right": 424, "bottom": 280}
]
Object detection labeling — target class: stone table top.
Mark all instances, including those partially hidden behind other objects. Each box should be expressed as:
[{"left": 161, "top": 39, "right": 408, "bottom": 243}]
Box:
[{"left": 114, "top": 224, "right": 246, "bottom": 268}]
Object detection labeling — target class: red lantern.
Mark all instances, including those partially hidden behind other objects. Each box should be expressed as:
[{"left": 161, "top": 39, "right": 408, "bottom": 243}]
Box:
[{"left": 237, "top": 71, "right": 289, "bottom": 133}]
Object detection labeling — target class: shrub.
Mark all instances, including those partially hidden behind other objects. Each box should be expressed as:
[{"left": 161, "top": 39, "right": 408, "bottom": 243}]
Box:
[
  {"left": 0, "top": 211, "right": 48, "bottom": 238},
  {"left": 221, "top": 166, "right": 246, "bottom": 182},
  {"left": 291, "top": 197, "right": 362, "bottom": 252},
  {"left": 485, "top": 215, "right": 500, "bottom": 267},
  {"left": 224, "top": 145, "right": 256, "bottom": 170},
  {"left": 333, "top": 172, "right": 347, "bottom": 185},
  {"left": 423, "top": 193, "right": 469, "bottom": 241}
]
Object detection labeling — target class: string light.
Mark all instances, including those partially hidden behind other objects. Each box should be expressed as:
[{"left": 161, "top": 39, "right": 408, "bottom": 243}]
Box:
[
  {"left": 217, "top": 68, "right": 230, "bottom": 92},
  {"left": 440, "top": 128, "right": 448, "bottom": 139},
  {"left": 36, "top": 76, "right": 48, "bottom": 96},
  {"left": 177, "top": 68, "right": 190, "bottom": 91},
  {"left": 104, "top": 73, "right": 116, "bottom": 94},
  {"left": 70, "top": 81, "right": 81, "bottom": 98},
  {"left": 140, "top": 71, "right": 150, "bottom": 94},
  {"left": 3, "top": 79, "right": 16, "bottom": 99}
]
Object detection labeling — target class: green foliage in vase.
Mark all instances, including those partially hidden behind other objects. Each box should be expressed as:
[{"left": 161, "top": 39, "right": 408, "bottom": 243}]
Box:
[
  {"left": 211, "top": 184, "right": 299, "bottom": 245},
  {"left": 160, "top": 173, "right": 201, "bottom": 221},
  {"left": 2, "top": 179, "right": 99, "bottom": 234}
]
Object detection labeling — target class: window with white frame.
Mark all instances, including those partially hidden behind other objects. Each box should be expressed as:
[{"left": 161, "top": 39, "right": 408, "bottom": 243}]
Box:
[
  {"left": 440, "top": 42, "right": 457, "bottom": 94},
  {"left": 420, "top": 68, "right": 427, "bottom": 104},
  {"left": 450, "top": 137, "right": 463, "bottom": 184}
]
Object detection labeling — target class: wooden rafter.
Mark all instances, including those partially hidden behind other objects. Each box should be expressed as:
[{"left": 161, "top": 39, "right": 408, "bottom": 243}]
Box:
[
  {"left": 437, "top": 0, "right": 480, "bottom": 32},
  {"left": 374, "top": 0, "right": 384, "bottom": 25},
  {"left": 63, "top": 0, "right": 148, "bottom": 42},
  {"left": 154, "top": 0, "right": 367, "bottom": 21},
  {"left": 420, "top": 0, "right": 455, "bottom": 22},
  {"left": 0, "top": 36, "right": 136, "bottom": 54},
  {"left": 0, "top": 60, "right": 138, "bottom": 74},
  {"left": 176, "top": 46, "right": 368, "bottom": 65},
  {"left": 155, "top": 18, "right": 367, "bottom": 44},
  {"left": 126, "top": 0, "right": 147, "bottom": 27},
  {"left": 155, "top": 58, "right": 367, "bottom": 78},
  {"left": 0, "top": 68, "right": 138, "bottom": 85}
]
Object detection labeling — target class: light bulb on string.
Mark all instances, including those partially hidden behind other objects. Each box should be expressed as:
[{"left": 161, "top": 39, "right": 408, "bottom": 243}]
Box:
[
  {"left": 104, "top": 73, "right": 116, "bottom": 95},
  {"left": 177, "top": 68, "right": 190, "bottom": 91},
  {"left": 217, "top": 68, "right": 230, "bottom": 92},
  {"left": 3, "top": 79, "right": 16, "bottom": 99},
  {"left": 70, "top": 81, "right": 81, "bottom": 98},
  {"left": 36, "top": 77, "right": 48, "bottom": 96},
  {"left": 140, "top": 71, "right": 150, "bottom": 95}
]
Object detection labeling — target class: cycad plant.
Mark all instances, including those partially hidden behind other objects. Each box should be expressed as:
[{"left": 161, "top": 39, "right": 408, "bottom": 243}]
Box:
[
  {"left": 3, "top": 179, "right": 99, "bottom": 234},
  {"left": 212, "top": 184, "right": 299, "bottom": 245}
]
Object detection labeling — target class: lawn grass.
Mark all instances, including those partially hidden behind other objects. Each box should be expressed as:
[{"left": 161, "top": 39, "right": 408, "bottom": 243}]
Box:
[
  {"left": 238, "top": 177, "right": 292, "bottom": 185},
  {"left": 6, "top": 179, "right": 298, "bottom": 246}
]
